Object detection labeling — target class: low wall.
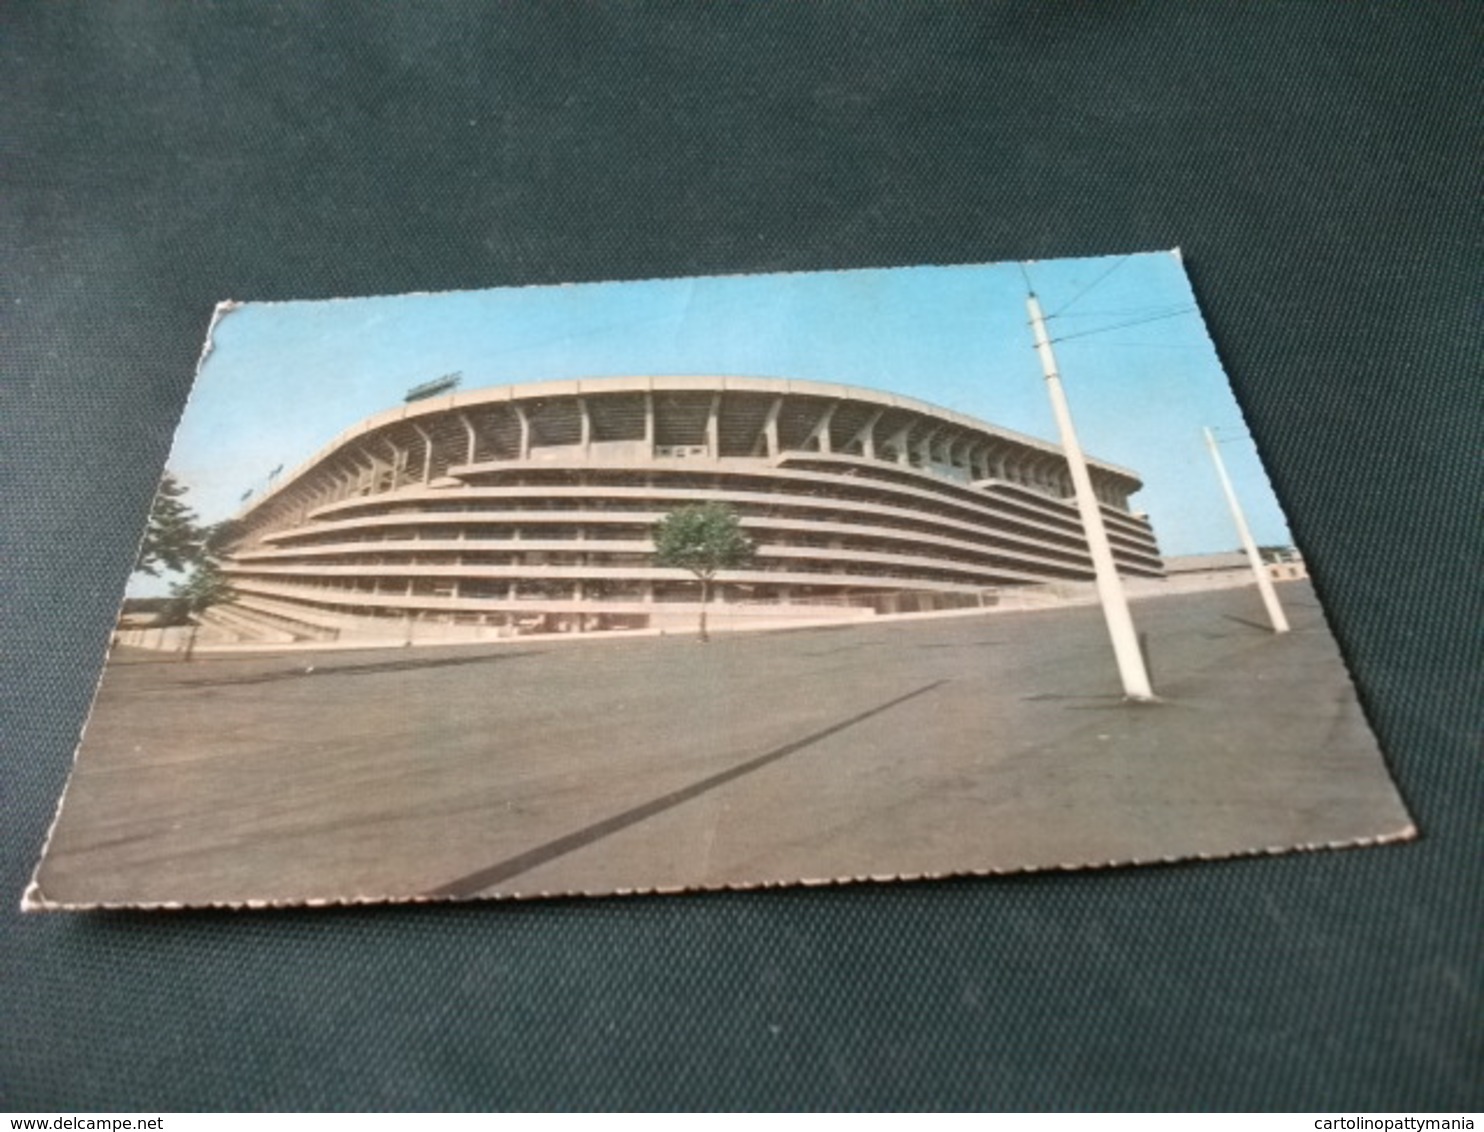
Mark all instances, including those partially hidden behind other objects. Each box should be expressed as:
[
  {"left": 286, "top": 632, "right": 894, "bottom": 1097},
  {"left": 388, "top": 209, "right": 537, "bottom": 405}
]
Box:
[
  {"left": 649, "top": 602, "right": 874, "bottom": 635},
  {"left": 113, "top": 624, "right": 250, "bottom": 652},
  {"left": 114, "top": 570, "right": 1302, "bottom": 654}
]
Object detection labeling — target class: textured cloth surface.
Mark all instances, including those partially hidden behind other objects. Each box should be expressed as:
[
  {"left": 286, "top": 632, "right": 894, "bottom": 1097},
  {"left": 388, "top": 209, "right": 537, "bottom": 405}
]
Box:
[{"left": 3, "top": 2, "right": 1480, "bottom": 1111}]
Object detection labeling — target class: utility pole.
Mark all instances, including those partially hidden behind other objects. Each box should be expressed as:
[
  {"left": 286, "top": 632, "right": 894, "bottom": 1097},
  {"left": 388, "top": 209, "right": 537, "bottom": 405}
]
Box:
[
  {"left": 1203, "top": 427, "right": 1289, "bottom": 633},
  {"left": 1026, "top": 290, "right": 1156, "bottom": 701}
]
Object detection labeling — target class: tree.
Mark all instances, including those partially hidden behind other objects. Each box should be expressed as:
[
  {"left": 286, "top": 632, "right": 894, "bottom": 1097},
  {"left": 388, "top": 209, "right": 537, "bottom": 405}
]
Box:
[
  {"left": 652, "top": 502, "right": 755, "bottom": 642},
  {"left": 200, "top": 518, "right": 242, "bottom": 560},
  {"left": 161, "top": 559, "right": 234, "bottom": 661},
  {"left": 136, "top": 471, "right": 203, "bottom": 577}
]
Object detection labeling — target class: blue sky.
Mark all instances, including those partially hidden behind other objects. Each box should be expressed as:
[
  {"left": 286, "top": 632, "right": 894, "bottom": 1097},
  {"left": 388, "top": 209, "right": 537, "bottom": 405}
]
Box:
[{"left": 145, "top": 253, "right": 1291, "bottom": 594}]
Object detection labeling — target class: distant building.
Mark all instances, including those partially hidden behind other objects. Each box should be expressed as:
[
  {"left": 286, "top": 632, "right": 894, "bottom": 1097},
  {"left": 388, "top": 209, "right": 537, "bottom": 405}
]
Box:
[
  {"left": 1164, "top": 550, "right": 1307, "bottom": 582},
  {"left": 207, "top": 377, "right": 1165, "bottom": 642},
  {"left": 1163, "top": 552, "right": 1249, "bottom": 575}
]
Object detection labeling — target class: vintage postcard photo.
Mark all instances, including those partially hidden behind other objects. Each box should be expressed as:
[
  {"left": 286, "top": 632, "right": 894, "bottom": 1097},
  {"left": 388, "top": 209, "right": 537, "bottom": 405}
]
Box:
[{"left": 27, "top": 254, "right": 1415, "bottom": 909}]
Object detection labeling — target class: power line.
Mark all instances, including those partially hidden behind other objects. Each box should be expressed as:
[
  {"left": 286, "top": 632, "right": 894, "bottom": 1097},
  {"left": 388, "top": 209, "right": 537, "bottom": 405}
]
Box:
[
  {"left": 1051, "top": 302, "right": 1192, "bottom": 321},
  {"left": 1049, "top": 305, "right": 1196, "bottom": 345},
  {"left": 1047, "top": 255, "right": 1131, "bottom": 319},
  {"left": 1060, "top": 340, "right": 1202, "bottom": 351},
  {"left": 1206, "top": 424, "right": 1255, "bottom": 446}
]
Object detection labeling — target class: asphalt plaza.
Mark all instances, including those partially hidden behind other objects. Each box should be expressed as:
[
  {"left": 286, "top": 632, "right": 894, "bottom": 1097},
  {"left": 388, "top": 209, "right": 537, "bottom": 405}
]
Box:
[{"left": 32, "top": 582, "right": 1414, "bottom": 908}]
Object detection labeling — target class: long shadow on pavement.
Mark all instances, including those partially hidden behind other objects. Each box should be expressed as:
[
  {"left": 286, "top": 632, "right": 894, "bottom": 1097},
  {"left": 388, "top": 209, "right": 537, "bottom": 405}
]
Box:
[
  {"left": 176, "top": 650, "right": 543, "bottom": 688},
  {"left": 425, "top": 678, "right": 949, "bottom": 898}
]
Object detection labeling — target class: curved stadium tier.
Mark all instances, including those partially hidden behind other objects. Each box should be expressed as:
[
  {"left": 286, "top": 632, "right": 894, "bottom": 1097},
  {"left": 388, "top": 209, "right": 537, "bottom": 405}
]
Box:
[{"left": 209, "top": 377, "right": 1165, "bottom": 643}]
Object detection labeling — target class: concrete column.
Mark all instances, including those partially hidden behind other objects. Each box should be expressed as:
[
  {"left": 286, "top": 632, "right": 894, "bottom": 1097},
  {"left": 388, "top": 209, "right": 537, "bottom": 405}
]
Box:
[
  {"left": 514, "top": 402, "right": 530, "bottom": 460},
  {"left": 933, "top": 432, "right": 950, "bottom": 467},
  {"left": 886, "top": 423, "right": 913, "bottom": 466},
  {"left": 384, "top": 440, "right": 406, "bottom": 490},
  {"left": 954, "top": 435, "right": 975, "bottom": 475},
  {"left": 953, "top": 436, "right": 969, "bottom": 469},
  {"left": 849, "top": 408, "right": 882, "bottom": 461},
  {"left": 992, "top": 446, "right": 1009, "bottom": 480},
  {"left": 412, "top": 422, "right": 434, "bottom": 484},
  {"left": 578, "top": 397, "right": 592, "bottom": 456},
  {"left": 915, "top": 427, "right": 940, "bottom": 469},
  {"left": 971, "top": 441, "right": 991, "bottom": 480},
  {"left": 807, "top": 401, "right": 838, "bottom": 454},
  {"left": 706, "top": 392, "right": 721, "bottom": 459},
  {"left": 763, "top": 397, "right": 782, "bottom": 459},
  {"left": 1035, "top": 452, "right": 1056, "bottom": 490},
  {"left": 459, "top": 412, "right": 478, "bottom": 465}
]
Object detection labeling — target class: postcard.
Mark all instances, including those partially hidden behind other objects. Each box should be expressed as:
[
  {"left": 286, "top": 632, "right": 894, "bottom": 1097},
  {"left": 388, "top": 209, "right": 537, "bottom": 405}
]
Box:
[{"left": 25, "top": 254, "right": 1415, "bottom": 909}]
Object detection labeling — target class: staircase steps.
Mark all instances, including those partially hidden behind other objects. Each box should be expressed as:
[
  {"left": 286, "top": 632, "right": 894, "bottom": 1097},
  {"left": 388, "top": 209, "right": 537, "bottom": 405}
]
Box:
[
  {"left": 224, "top": 599, "right": 339, "bottom": 642},
  {"left": 203, "top": 604, "right": 298, "bottom": 643}
]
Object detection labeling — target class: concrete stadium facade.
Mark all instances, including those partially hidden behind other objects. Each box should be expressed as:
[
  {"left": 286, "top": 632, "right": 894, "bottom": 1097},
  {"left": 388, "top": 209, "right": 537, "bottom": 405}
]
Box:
[{"left": 207, "top": 376, "right": 1164, "bottom": 643}]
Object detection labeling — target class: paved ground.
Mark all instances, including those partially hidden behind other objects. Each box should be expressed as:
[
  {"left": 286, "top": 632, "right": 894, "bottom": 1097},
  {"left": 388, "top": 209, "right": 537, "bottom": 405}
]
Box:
[{"left": 30, "top": 582, "right": 1414, "bottom": 908}]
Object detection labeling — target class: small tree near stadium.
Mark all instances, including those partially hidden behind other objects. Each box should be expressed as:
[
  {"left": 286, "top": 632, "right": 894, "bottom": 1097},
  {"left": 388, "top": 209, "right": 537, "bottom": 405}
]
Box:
[
  {"left": 652, "top": 503, "right": 755, "bottom": 642},
  {"left": 136, "top": 471, "right": 203, "bottom": 577},
  {"left": 162, "top": 558, "right": 234, "bottom": 662}
]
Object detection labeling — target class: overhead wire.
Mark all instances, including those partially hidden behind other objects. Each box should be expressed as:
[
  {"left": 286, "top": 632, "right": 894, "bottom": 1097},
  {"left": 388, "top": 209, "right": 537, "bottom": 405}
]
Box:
[
  {"left": 1046, "top": 255, "right": 1131, "bottom": 318},
  {"left": 1049, "top": 305, "right": 1196, "bottom": 345},
  {"left": 1051, "top": 302, "right": 1192, "bottom": 321}
]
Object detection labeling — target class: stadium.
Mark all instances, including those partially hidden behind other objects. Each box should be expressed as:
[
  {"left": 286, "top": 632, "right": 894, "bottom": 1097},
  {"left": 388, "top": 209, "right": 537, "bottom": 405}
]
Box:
[{"left": 185, "top": 376, "right": 1165, "bottom": 645}]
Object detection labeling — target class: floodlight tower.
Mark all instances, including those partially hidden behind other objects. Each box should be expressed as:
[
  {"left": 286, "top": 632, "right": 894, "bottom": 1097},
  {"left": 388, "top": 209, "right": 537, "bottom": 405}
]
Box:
[{"left": 1026, "top": 289, "right": 1155, "bottom": 702}]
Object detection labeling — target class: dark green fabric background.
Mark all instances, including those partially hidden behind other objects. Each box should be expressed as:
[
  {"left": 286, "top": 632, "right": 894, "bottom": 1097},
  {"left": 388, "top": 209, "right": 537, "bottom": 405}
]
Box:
[{"left": 3, "top": 1, "right": 1480, "bottom": 1111}]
